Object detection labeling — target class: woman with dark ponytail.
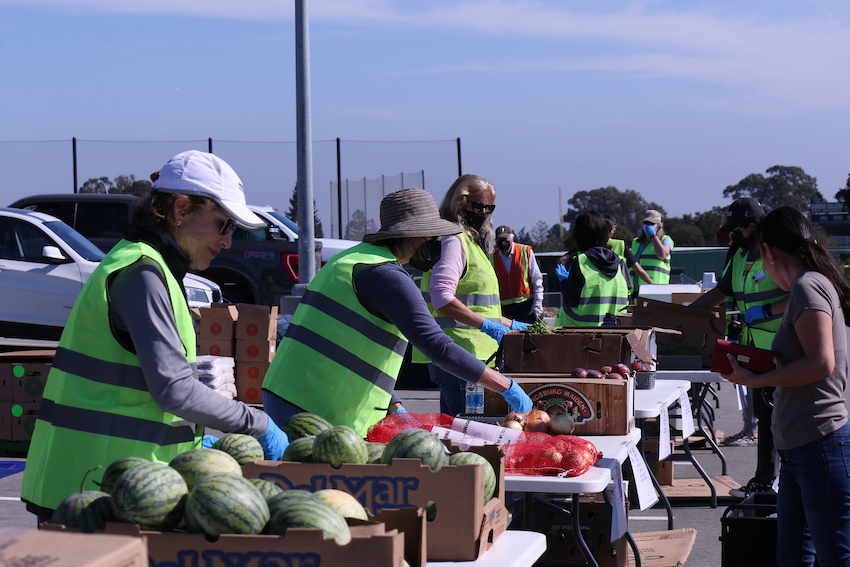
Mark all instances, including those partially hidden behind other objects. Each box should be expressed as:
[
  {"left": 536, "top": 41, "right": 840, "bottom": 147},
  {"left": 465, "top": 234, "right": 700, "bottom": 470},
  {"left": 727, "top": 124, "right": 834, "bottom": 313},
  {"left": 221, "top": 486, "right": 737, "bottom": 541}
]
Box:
[{"left": 723, "top": 205, "right": 850, "bottom": 566}]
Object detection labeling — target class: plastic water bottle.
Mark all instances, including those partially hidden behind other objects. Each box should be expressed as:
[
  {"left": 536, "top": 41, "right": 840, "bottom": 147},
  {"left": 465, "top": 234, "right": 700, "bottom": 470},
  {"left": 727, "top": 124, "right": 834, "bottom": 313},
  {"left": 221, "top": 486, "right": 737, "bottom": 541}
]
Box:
[{"left": 465, "top": 382, "right": 484, "bottom": 415}]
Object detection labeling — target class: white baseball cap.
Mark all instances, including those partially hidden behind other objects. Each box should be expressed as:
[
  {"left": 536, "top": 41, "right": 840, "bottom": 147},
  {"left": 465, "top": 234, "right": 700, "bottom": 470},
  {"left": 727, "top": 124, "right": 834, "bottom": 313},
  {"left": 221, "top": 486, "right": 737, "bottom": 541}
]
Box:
[{"left": 152, "top": 150, "right": 265, "bottom": 230}]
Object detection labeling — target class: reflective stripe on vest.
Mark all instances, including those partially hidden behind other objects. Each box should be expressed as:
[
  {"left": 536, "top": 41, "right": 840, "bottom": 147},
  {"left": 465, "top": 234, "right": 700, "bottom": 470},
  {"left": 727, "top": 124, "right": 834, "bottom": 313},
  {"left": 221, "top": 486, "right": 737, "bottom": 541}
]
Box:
[
  {"left": 263, "top": 243, "right": 408, "bottom": 436},
  {"left": 413, "top": 232, "right": 502, "bottom": 363},
  {"left": 555, "top": 253, "right": 629, "bottom": 326},
  {"left": 21, "top": 240, "right": 199, "bottom": 511},
  {"left": 493, "top": 243, "right": 533, "bottom": 305},
  {"left": 729, "top": 250, "right": 787, "bottom": 349}
]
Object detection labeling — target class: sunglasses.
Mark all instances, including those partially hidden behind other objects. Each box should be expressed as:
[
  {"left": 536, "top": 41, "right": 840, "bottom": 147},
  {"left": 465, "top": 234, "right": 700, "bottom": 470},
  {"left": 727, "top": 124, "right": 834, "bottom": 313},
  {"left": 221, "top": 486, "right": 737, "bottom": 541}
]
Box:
[
  {"left": 213, "top": 211, "right": 237, "bottom": 235},
  {"left": 467, "top": 201, "right": 496, "bottom": 214}
]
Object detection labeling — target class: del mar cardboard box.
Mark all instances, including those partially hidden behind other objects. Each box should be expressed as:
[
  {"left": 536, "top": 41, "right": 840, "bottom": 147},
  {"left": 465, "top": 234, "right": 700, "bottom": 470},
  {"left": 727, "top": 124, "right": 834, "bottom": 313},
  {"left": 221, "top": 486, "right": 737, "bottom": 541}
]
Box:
[
  {"left": 0, "top": 349, "right": 54, "bottom": 402},
  {"left": 1, "top": 527, "right": 148, "bottom": 567},
  {"left": 236, "top": 303, "right": 279, "bottom": 340},
  {"left": 242, "top": 443, "right": 509, "bottom": 561},
  {"left": 500, "top": 328, "right": 659, "bottom": 374},
  {"left": 484, "top": 374, "right": 635, "bottom": 435},
  {"left": 630, "top": 298, "right": 726, "bottom": 368},
  {"left": 45, "top": 508, "right": 425, "bottom": 567},
  {"left": 198, "top": 303, "right": 239, "bottom": 340}
]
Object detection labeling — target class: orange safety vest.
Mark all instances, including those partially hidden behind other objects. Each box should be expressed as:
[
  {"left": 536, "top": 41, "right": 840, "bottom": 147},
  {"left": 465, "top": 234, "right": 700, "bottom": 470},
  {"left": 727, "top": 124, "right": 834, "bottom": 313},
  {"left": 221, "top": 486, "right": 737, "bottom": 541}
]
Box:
[{"left": 493, "top": 243, "right": 533, "bottom": 305}]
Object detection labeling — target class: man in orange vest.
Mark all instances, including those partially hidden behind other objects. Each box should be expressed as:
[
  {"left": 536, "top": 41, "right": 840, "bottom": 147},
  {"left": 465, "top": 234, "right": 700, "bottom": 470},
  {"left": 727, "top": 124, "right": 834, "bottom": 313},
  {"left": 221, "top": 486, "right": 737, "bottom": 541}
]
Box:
[{"left": 493, "top": 225, "right": 544, "bottom": 323}]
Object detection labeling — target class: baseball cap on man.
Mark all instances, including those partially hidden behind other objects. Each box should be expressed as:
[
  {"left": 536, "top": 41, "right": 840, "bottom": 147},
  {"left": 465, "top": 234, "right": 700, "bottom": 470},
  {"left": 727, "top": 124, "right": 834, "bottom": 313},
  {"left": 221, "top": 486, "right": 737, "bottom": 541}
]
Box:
[
  {"left": 495, "top": 225, "right": 513, "bottom": 239},
  {"left": 152, "top": 150, "right": 265, "bottom": 230},
  {"left": 719, "top": 198, "right": 765, "bottom": 234},
  {"left": 643, "top": 210, "right": 662, "bottom": 224}
]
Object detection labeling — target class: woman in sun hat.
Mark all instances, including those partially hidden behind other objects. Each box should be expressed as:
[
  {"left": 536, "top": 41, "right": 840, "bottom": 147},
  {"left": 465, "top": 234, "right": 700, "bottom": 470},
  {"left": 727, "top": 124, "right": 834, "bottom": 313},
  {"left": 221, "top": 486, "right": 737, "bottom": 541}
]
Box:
[
  {"left": 630, "top": 208, "right": 674, "bottom": 295},
  {"left": 262, "top": 187, "right": 532, "bottom": 435},
  {"left": 21, "top": 150, "right": 289, "bottom": 521}
]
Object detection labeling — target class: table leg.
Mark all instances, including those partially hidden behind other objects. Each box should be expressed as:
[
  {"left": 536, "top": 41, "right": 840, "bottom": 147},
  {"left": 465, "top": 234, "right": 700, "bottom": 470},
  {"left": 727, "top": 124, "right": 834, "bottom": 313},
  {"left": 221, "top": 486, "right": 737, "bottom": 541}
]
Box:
[
  {"left": 692, "top": 383, "right": 728, "bottom": 476},
  {"left": 571, "top": 493, "right": 599, "bottom": 567},
  {"left": 602, "top": 489, "right": 641, "bottom": 567}
]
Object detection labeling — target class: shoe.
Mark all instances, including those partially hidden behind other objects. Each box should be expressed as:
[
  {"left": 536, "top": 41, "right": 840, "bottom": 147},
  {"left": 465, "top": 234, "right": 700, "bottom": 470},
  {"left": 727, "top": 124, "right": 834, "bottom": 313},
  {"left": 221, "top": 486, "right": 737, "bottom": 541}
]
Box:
[
  {"left": 729, "top": 478, "right": 776, "bottom": 499},
  {"left": 722, "top": 431, "right": 758, "bottom": 447}
]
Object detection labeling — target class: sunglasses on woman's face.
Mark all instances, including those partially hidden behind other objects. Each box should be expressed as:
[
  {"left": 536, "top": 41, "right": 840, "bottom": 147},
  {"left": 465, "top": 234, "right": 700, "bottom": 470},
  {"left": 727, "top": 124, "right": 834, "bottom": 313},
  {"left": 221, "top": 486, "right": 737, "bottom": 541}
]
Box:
[
  {"left": 213, "top": 212, "right": 237, "bottom": 235},
  {"left": 467, "top": 201, "right": 496, "bottom": 214}
]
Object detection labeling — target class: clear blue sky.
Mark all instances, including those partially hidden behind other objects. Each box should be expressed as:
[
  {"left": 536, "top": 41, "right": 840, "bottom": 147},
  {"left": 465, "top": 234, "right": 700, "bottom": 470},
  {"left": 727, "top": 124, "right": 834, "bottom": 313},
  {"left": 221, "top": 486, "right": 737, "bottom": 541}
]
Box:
[{"left": 2, "top": 0, "right": 849, "bottom": 236}]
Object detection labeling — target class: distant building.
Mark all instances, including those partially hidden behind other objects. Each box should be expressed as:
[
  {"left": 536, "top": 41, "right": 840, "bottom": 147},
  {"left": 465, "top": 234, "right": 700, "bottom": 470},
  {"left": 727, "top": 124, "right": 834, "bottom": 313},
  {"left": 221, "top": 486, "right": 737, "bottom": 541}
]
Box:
[{"left": 810, "top": 202, "right": 850, "bottom": 245}]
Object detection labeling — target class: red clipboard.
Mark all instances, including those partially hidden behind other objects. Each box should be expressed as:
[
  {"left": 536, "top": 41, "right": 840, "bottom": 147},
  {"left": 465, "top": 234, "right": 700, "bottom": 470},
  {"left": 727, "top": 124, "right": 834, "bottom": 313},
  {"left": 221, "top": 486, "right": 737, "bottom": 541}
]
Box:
[{"left": 710, "top": 339, "right": 774, "bottom": 374}]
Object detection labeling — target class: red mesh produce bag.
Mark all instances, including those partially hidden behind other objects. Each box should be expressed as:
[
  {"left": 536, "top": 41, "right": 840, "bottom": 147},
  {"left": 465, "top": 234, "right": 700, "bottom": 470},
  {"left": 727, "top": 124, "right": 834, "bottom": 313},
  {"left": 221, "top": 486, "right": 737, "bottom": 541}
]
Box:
[
  {"left": 366, "top": 412, "right": 455, "bottom": 443},
  {"left": 504, "top": 434, "right": 602, "bottom": 477}
]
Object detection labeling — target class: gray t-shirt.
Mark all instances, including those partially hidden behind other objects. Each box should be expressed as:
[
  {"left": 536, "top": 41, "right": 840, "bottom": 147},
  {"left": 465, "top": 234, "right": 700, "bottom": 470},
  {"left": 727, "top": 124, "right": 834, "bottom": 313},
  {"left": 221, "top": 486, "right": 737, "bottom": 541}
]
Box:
[{"left": 771, "top": 270, "right": 848, "bottom": 450}]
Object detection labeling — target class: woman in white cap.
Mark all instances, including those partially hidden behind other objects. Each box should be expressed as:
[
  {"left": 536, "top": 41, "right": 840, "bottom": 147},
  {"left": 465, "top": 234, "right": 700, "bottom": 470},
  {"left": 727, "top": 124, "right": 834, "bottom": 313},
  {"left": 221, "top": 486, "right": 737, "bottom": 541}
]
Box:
[
  {"left": 21, "top": 151, "right": 288, "bottom": 522},
  {"left": 630, "top": 209, "right": 674, "bottom": 295},
  {"left": 262, "top": 187, "right": 532, "bottom": 435}
]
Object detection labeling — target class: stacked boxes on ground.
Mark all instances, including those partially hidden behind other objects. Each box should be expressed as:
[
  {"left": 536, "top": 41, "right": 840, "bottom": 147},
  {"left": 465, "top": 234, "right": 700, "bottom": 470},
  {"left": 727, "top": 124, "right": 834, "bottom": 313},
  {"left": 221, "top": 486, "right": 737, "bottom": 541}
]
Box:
[
  {"left": 197, "top": 303, "right": 278, "bottom": 404},
  {"left": 0, "top": 350, "right": 53, "bottom": 442}
]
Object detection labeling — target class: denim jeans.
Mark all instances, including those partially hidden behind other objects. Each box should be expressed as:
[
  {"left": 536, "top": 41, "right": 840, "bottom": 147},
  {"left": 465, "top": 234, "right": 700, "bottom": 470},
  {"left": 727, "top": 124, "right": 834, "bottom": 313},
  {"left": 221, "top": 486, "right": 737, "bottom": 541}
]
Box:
[
  {"left": 776, "top": 421, "right": 850, "bottom": 567},
  {"left": 427, "top": 363, "right": 467, "bottom": 416}
]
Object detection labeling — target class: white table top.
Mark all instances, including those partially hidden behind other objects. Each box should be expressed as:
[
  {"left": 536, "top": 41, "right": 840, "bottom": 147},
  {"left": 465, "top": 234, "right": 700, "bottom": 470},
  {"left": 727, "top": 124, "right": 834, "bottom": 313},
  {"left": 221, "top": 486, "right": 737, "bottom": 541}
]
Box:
[
  {"left": 428, "top": 530, "right": 547, "bottom": 567},
  {"left": 655, "top": 369, "right": 724, "bottom": 382},
  {"left": 634, "top": 379, "right": 690, "bottom": 419}
]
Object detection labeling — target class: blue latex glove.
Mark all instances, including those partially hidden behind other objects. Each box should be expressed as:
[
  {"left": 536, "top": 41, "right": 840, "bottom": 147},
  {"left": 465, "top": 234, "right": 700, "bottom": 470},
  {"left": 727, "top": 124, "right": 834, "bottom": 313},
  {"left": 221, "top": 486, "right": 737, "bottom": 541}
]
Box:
[
  {"left": 202, "top": 435, "right": 219, "bottom": 449},
  {"left": 511, "top": 320, "right": 530, "bottom": 331},
  {"left": 500, "top": 378, "right": 532, "bottom": 414},
  {"left": 258, "top": 414, "right": 289, "bottom": 461},
  {"left": 480, "top": 319, "right": 511, "bottom": 344},
  {"left": 744, "top": 304, "right": 768, "bottom": 323},
  {"left": 554, "top": 264, "right": 570, "bottom": 282},
  {"left": 392, "top": 407, "right": 408, "bottom": 414},
  {"left": 643, "top": 224, "right": 657, "bottom": 237}
]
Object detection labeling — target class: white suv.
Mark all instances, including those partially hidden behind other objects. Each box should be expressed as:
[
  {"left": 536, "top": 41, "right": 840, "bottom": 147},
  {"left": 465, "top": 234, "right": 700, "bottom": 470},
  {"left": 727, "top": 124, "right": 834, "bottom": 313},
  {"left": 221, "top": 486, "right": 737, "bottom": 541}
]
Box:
[
  {"left": 248, "top": 205, "right": 359, "bottom": 264},
  {"left": 0, "top": 207, "right": 220, "bottom": 341}
]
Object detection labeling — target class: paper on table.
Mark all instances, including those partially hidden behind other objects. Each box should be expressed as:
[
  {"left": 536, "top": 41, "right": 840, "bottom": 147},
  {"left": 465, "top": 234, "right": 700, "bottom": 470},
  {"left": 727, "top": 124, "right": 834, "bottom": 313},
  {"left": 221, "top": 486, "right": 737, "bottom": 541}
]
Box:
[
  {"left": 678, "top": 390, "right": 696, "bottom": 438},
  {"left": 625, "top": 442, "right": 659, "bottom": 511},
  {"left": 658, "top": 409, "right": 672, "bottom": 460},
  {"left": 431, "top": 419, "right": 523, "bottom": 448}
]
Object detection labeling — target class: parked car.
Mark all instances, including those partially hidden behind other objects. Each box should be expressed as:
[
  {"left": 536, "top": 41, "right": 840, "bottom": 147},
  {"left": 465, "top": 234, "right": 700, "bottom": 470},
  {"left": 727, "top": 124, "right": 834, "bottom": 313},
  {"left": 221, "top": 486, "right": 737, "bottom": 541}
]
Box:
[
  {"left": 247, "top": 205, "right": 359, "bottom": 263},
  {"left": 9, "top": 193, "right": 321, "bottom": 306},
  {"left": 0, "top": 207, "right": 220, "bottom": 341}
]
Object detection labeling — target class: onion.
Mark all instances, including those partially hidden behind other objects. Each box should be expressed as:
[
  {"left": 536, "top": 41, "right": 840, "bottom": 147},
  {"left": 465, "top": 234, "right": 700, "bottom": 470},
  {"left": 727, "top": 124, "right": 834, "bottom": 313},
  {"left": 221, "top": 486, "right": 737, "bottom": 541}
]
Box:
[
  {"left": 524, "top": 419, "right": 551, "bottom": 433},
  {"left": 549, "top": 412, "right": 575, "bottom": 435},
  {"left": 504, "top": 420, "right": 524, "bottom": 430},
  {"left": 526, "top": 401, "right": 550, "bottom": 424}
]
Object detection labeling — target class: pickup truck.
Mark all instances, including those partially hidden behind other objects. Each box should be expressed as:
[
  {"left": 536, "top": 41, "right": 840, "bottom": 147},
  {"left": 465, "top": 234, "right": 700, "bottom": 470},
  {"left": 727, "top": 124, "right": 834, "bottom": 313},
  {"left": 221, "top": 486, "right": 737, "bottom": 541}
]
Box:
[{"left": 9, "top": 193, "right": 321, "bottom": 306}]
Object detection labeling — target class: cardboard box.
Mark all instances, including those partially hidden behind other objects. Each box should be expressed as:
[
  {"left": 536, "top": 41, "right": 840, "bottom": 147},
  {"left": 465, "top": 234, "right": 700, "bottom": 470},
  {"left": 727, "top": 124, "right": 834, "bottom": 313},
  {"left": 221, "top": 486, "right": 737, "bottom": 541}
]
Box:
[
  {"left": 197, "top": 338, "right": 234, "bottom": 358},
  {"left": 242, "top": 443, "right": 509, "bottom": 561},
  {"left": 198, "top": 303, "right": 239, "bottom": 340},
  {"left": 630, "top": 298, "right": 726, "bottom": 367},
  {"left": 500, "top": 328, "right": 659, "bottom": 374},
  {"left": 484, "top": 374, "right": 634, "bottom": 435},
  {"left": 0, "top": 401, "right": 40, "bottom": 441},
  {"left": 1, "top": 527, "right": 148, "bottom": 567},
  {"left": 0, "top": 350, "right": 55, "bottom": 402},
  {"left": 0, "top": 402, "right": 13, "bottom": 441},
  {"left": 235, "top": 339, "right": 276, "bottom": 363},
  {"left": 236, "top": 303, "right": 279, "bottom": 340},
  {"left": 235, "top": 362, "right": 270, "bottom": 404},
  {"left": 627, "top": 528, "right": 696, "bottom": 567},
  {"left": 44, "top": 508, "right": 425, "bottom": 567}
]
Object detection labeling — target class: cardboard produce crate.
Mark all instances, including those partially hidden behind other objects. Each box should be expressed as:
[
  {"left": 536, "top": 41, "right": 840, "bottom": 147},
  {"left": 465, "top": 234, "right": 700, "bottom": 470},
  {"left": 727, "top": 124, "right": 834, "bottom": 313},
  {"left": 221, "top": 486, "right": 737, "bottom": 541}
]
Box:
[
  {"left": 236, "top": 303, "right": 279, "bottom": 340},
  {"left": 2, "top": 527, "right": 148, "bottom": 567},
  {"left": 0, "top": 350, "right": 54, "bottom": 402},
  {"left": 484, "top": 374, "right": 634, "bottom": 435},
  {"left": 44, "top": 507, "right": 425, "bottom": 567},
  {"left": 197, "top": 337, "right": 234, "bottom": 357},
  {"left": 242, "top": 443, "right": 508, "bottom": 562},
  {"left": 235, "top": 339, "right": 276, "bottom": 363},
  {"left": 0, "top": 401, "right": 40, "bottom": 441},
  {"left": 500, "top": 328, "right": 659, "bottom": 375},
  {"left": 235, "top": 361, "right": 270, "bottom": 404},
  {"left": 630, "top": 298, "right": 726, "bottom": 368},
  {"left": 198, "top": 303, "right": 239, "bottom": 340}
]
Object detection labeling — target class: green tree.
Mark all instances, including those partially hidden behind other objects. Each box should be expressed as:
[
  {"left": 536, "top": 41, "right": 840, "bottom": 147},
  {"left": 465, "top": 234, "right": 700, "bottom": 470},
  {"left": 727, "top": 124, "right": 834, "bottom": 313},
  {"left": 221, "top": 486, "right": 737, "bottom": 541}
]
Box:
[
  {"left": 286, "top": 186, "right": 325, "bottom": 238},
  {"left": 723, "top": 165, "right": 823, "bottom": 214},
  {"left": 564, "top": 187, "right": 665, "bottom": 236},
  {"left": 112, "top": 174, "right": 152, "bottom": 196},
  {"left": 835, "top": 173, "right": 850, "bottom": 209},
  {"left": 663, "top": 207, "right": 727, "bottom": 246},
  {"left": 79, "top": 177, "right": 113, "bottom": 194},
  {"left": 344, "top": 210, "right": 377, "bottom": 241}
]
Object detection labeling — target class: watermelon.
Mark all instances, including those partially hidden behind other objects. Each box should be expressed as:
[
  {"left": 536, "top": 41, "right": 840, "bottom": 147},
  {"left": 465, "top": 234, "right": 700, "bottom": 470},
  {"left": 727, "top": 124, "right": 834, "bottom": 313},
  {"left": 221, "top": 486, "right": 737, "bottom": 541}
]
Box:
[
  {"left": 381, "top": 428, "right": 448, "bottom": 472},
  {"left": 312, "top": 425, "right": 369, "bottom": 468},
  {"left": 185, "top": 473, "right": 270, "bottom": 537},
  {"left": 51, "top": 490, "right": 114, "bottom": 533},
  {"left": 212, "top": 434, "right": 264, "bottom": 465},
  {"left": 98, "top": 456, "right": 149, "bottom": 495},
  {"left": 449, "top": 452, "right": 497, "bottom": 503},
  {"left": 366, "top": 442, "right": 385, "bottom": 464},
  {"left": 282, "top": 436, "right": 316, "bottom": 462},
  {"left": 168, "top": 448, "right": 242, "bottom": 491},
  {"left": 266, "top": 489, "right": 320, "bottom": 520},
  {"left": 111, "top": 461, "right": 188, "bottom": 531},
  {"left": 249, "top": 478, "right": 284, "bottom": 502},
  {"left": 282, "top": 412, "right": 333, "bottom": 440},
  {"left": 267, "top": 492, "right": 351, "bottom": 545},
  {"left": 314, "top": 489, "right": 369, "bottom": 521}
]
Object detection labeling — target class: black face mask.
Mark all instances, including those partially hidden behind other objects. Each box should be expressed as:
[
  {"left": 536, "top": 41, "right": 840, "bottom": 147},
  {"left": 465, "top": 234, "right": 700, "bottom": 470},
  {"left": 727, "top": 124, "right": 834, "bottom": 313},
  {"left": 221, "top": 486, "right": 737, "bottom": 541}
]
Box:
[
  {"left": 409, "top": 238, "right": 442, "bottom": 272},
  {"left": 497, "top": 239, "right": 511, "bottom": 253},
  {"left": 731, "top": 228, "right": 750, "bottom": 249},
  {"left": 463, "top": 210, "right": 489, "bottom": 232}
]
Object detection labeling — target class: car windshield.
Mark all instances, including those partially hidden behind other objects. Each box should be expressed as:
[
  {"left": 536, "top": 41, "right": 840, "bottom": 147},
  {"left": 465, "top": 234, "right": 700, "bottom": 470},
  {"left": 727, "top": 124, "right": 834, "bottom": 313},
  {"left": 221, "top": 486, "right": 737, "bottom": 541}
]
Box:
[
  {"left": 43, "top": 220, "right": 105, "bottom": 261},
  {"left": 265, "top": 210, "right": 299, "bottom": 232}
]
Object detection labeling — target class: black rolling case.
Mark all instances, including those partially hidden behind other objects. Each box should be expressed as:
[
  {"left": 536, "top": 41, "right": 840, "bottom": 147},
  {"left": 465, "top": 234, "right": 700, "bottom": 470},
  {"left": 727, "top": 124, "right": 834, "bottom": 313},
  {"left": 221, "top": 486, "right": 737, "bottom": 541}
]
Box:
[{"left": 720, "top": 492, "right": 777, "bottom": 567}]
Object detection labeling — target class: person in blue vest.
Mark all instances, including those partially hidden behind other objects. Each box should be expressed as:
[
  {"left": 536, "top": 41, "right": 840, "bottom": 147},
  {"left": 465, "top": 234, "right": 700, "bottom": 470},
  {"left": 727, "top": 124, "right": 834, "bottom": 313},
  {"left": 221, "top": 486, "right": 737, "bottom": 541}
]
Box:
[
  {"left": 492, "top": 225, "right": 544, "bottom": 324},
  {"left": 262, "top": 187, "right": 532, "bottom": 434},
  {"left": 21, "top": 151, "right": 289, "bottom": 521},
  {"left": 630, "top": 209, "right": 674, "bottom": 295}
]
